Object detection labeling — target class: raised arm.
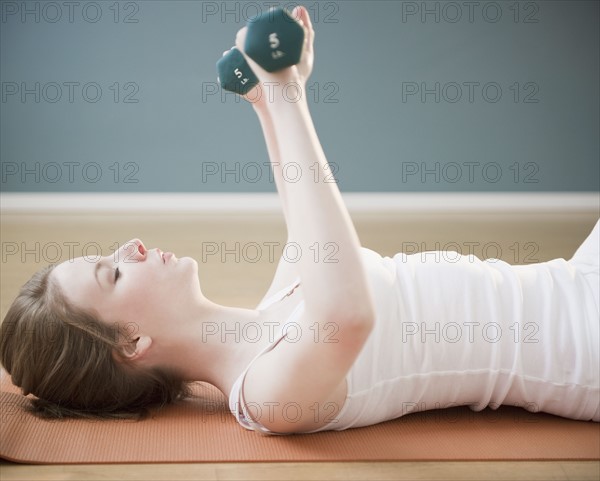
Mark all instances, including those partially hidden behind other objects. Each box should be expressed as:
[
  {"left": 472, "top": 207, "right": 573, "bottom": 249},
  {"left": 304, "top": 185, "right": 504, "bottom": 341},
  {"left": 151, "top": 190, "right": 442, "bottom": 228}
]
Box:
[
  {"left": 223, "top": 38, "right": 301, "bottom": 300},
  {"left": 232, "top": 8, "right": 376, "bottom": 433},
  {"left": 237, "top": 8, "right": 375, "bottom": 324},
  {"left": 250, "top": 101, "right": 303, "bottom": 303}
]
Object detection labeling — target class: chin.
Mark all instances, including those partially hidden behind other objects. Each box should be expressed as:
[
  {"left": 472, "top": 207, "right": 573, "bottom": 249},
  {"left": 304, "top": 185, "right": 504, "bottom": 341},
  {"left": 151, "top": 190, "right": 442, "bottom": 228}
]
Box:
[
  {"left": 183, "top": 256, "right": 198, "bottom": 268},
  {"left": 180, "top": 256, "right": 199, "bottom": 274}
]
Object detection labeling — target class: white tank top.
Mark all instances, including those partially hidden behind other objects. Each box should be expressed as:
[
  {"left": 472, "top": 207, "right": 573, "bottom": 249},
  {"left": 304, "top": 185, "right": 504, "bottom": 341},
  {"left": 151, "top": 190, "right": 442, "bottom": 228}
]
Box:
[{"left": 229, "top": 236, "right": 600, "bottom": 435}]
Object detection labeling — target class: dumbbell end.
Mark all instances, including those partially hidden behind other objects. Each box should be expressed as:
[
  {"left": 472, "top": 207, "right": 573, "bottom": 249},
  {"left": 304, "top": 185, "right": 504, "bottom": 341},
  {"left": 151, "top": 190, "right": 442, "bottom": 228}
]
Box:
[
  {"left": 216, "top": 48, "right": 259, "bottom": 95},
  {"left": 244, "top": 7, "right": 305, "bottom": 73}
]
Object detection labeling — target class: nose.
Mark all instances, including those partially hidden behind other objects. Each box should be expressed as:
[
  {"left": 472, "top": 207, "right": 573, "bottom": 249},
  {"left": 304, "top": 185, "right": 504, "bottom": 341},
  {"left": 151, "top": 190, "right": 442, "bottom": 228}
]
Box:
[{"left": 120, "top": 238, "right": 147, "bottom": 262}]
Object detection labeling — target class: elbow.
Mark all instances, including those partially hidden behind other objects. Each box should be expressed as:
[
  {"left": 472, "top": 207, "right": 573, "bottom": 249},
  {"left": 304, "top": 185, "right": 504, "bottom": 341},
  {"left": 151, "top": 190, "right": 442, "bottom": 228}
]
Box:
[
  {"left": 349, "top": 310, "right": 376, "bottom": 334},
  {"left": 344, "top": 291, "right": 377, "bottom": 331},
  {"left": 307, "top": 284, "right": 377, "bottom": 335},
  {"left": 322, "top": 302, "right": 376, "bottom": 337}
]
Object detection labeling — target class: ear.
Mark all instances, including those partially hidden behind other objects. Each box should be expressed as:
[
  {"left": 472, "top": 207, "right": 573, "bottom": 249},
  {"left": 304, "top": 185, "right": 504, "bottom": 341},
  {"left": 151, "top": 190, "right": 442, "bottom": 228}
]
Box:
[{"left": 114, "top": 336, "right": 153, "bottom": 363}]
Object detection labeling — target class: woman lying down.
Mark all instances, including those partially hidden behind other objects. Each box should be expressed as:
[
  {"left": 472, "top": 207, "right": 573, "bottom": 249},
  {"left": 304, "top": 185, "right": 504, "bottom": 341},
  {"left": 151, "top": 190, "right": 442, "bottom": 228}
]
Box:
[{"left": 1, "top": 6, "right": 598, "bottom": 434}]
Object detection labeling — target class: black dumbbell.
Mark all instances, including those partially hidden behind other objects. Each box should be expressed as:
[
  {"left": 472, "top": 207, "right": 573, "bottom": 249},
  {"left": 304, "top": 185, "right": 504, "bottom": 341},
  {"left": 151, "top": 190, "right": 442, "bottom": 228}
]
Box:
[
  {"left": 216, "top": 48, "right": 259, "bottom": 95},
  {"left": 216, "top": 7, "right": 305, "bottom": 93},
  {"left": 244, "top": 7, "right": 305, "bottom": 72}
]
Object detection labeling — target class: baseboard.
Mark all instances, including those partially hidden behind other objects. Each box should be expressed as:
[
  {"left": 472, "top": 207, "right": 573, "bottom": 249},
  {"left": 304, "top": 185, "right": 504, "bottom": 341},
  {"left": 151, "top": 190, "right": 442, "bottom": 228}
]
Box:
[{"left": 1, "top": 192, "right": 599, "bottom": 214}]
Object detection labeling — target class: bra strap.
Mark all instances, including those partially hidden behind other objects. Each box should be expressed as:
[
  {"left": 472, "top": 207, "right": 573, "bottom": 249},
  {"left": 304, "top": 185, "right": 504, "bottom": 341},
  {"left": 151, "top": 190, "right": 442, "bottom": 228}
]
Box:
[{"left": 256, "top": 276, "right": 301, "bottom": 310}]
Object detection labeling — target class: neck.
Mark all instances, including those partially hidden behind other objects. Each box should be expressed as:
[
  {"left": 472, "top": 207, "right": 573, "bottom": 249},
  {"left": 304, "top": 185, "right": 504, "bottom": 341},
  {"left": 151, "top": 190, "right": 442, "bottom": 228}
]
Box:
[{"left": 157, "top": 298, "right": 272, "bottom": 398}]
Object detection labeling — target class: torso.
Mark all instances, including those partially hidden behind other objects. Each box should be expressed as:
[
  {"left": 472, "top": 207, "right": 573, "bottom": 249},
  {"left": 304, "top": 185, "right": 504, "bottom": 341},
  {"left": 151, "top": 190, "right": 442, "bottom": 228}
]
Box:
[{"left": 233, "top": 240, "right": 600, "bottom": 432}]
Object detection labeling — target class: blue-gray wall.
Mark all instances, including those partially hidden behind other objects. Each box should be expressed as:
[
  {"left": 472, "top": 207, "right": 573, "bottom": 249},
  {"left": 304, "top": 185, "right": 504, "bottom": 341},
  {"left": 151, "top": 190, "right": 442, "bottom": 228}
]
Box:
[{"left": 1, "top": 0, "right": 598, "bottom": 192}]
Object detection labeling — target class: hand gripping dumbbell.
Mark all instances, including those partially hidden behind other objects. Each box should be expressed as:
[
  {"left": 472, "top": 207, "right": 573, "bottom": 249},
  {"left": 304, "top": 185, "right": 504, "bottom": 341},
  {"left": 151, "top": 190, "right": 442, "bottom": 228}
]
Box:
[{"left": 216, "top": 7, "right": 305, "bottom": 93}]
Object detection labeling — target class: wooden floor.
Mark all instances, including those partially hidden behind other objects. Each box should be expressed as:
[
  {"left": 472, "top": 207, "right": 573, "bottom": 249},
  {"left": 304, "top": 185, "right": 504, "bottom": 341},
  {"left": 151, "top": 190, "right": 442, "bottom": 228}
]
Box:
[
  {"left": 1, "top": 210, "right": 599, "bottom": 480},
  {"left": 1, "top": 461, "right": 599, "bottom": 480}
]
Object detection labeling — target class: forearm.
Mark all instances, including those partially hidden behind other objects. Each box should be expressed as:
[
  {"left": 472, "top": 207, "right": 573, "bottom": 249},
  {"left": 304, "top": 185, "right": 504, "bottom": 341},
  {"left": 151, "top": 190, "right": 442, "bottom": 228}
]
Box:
[
  {"left": 263, "top": 93, "right": 375, "bottom": 323},
  {"left": 254, "top": 103, "right": 290, "bottom": 227}
]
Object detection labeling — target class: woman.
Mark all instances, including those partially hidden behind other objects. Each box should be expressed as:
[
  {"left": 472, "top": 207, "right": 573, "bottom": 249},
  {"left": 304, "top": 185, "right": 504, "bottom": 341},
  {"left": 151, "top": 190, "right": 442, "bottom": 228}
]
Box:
[{"left": 1, "top": 6, "right": 598, "bottom": 435}]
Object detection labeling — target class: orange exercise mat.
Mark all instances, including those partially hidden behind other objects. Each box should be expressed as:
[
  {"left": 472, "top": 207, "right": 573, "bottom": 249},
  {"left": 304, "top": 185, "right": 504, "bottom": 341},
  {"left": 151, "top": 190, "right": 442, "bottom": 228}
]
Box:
[{"left": 1, "top": 369, "right": 598, "bottom": 464}]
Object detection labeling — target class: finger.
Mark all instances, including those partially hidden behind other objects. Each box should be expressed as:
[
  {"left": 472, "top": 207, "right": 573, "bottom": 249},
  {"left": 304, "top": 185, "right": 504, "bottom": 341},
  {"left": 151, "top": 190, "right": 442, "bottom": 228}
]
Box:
[
  {"left": 222, "top": 46, "right": 235, "bottom": 57},
  {"left": 233, "top": 26, "right": 269, "bottom": 79},
  {"left": 294, "top": 6, "right": 315, "bottom": 53},
  {"left": 235, "top": 26, "right": 247, "bottom": 54},
  {"left": 233, "top": 27, "right": 259, "bottom": 71},
  {"left": 297, "top": 6, "right": 314, "bottom": 36}
]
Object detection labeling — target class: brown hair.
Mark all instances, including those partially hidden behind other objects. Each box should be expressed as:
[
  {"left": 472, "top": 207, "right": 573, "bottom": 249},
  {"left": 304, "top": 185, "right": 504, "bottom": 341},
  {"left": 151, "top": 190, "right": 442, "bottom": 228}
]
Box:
[{"left": 0, "top": 264, "right": 192, "bottom": 420}]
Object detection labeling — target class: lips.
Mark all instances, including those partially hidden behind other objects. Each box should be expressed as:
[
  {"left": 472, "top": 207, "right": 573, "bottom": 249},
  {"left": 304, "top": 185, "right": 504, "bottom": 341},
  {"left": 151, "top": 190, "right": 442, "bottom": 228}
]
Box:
[
  {"left": 156, "top": 248, "right": 175, "bottom": 264},
  {"left": 163, "top": 252, "right": 175, "bottom": 263}
]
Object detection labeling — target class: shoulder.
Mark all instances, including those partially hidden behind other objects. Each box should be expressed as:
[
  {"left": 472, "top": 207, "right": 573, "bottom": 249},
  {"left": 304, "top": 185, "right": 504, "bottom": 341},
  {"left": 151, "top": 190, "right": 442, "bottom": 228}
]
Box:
[
  {"left": 238, "top": 300, "right": 364, "bottom": 433},
  {"left": 241, "top": 346, "right": 348, "bottom": 434}
]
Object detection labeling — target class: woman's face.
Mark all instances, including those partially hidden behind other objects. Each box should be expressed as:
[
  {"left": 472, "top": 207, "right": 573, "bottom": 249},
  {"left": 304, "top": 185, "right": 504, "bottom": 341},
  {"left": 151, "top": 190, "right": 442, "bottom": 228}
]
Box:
[{"left": 51, "top": 239, "right": 200, "bottom": 337}]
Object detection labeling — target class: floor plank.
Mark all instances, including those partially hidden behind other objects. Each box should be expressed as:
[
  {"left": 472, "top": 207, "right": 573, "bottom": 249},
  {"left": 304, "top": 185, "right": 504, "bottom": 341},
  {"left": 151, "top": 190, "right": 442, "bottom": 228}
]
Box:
[{"left": 1, "top": 460, "right": 599, "bottom": 481}]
